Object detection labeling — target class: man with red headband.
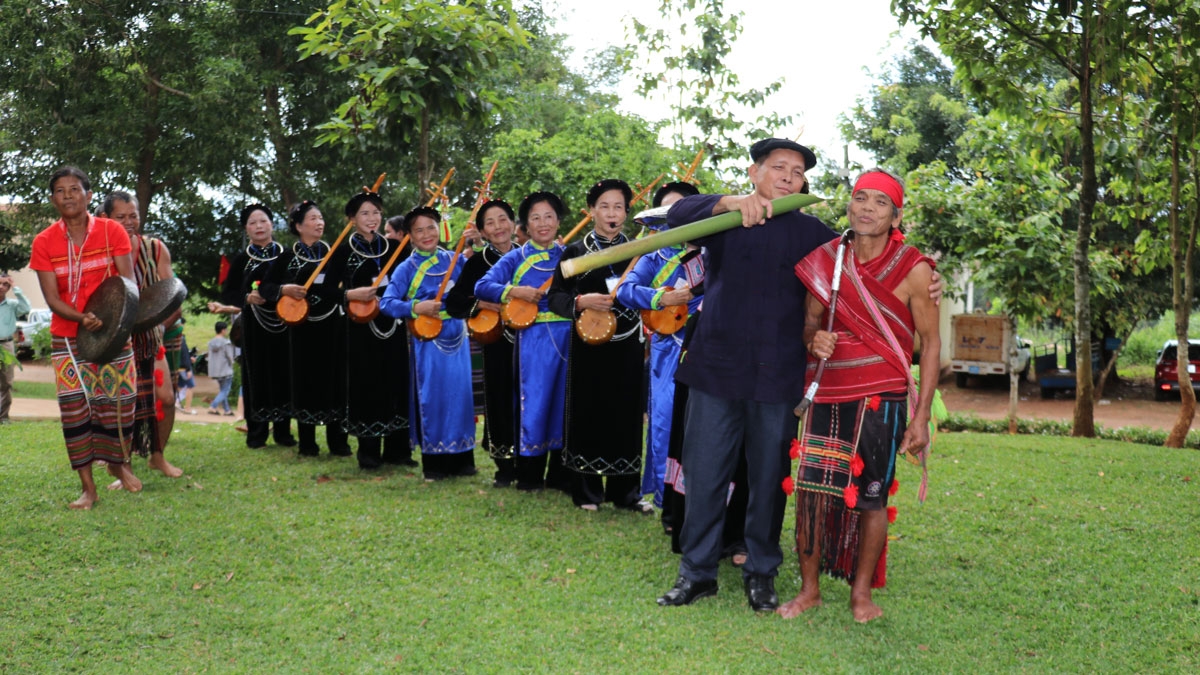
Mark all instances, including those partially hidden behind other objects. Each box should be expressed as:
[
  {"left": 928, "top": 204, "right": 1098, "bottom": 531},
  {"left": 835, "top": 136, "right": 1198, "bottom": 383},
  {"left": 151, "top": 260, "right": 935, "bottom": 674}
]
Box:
[{"left": 780, "top": 168, "right": 940, "bottom": 623}]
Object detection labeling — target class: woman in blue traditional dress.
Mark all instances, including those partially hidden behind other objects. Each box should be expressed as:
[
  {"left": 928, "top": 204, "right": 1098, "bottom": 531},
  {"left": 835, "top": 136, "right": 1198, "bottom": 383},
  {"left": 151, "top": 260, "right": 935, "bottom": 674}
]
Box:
[
  {"left": 475, "top": 192, "right": 571, "bottom": 492},
  {"left": 379, "top": 206, "right": 476, "bottom": 480},
  {"left": 616, "top": 182, "right": 703, "bottom": 508}
]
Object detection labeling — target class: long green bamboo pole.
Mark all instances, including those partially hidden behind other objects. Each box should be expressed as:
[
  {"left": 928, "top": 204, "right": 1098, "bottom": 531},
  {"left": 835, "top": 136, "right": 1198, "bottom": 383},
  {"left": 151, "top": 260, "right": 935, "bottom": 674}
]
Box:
[{"left": 559, "top": 193, "right": 825, "bottom": 278}]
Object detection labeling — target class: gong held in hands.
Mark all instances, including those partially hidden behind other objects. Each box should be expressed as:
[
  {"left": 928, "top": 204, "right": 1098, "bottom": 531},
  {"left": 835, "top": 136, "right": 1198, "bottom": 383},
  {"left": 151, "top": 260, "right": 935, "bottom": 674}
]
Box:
[{"left": 76, "top": 276, "right": 139, "bottom": 364}]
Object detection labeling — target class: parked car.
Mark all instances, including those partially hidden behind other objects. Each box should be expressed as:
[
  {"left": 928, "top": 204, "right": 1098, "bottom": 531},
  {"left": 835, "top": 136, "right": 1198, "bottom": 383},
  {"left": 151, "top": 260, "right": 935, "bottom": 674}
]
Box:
[
  {"left": 14, "top": 308, "right": 52, "bottom": 359},
  {"left": 1153, "top": 339, "right": 1200, "bottom": 401}
]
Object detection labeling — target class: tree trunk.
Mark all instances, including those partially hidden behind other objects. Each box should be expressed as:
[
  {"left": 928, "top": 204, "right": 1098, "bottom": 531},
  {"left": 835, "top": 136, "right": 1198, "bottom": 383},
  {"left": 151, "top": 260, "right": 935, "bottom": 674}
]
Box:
[
  {"left": 1166, "top": 49, "right": 1196, "bottom": 447},
  {"left": 263, "top": 81, "right": 297, "bottom": 209},
  {"left": 418, "top": 107, "right": 431, "bottom": 198},
  {"left": 1071, "top": 11, "right": 1096, "bottom": 438},
  {"left": 134, "top": 75, "right": 161, "bottom": 225},
  {"left": 1094, "top": 325, "right": 1135, "bottom": 402}
]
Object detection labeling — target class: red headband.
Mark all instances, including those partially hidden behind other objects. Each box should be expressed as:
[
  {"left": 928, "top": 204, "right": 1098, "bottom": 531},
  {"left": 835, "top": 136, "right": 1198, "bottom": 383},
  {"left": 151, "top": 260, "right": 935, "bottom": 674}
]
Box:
[{"left": 853, "top": 172, "right": 903, "bottom": 209}]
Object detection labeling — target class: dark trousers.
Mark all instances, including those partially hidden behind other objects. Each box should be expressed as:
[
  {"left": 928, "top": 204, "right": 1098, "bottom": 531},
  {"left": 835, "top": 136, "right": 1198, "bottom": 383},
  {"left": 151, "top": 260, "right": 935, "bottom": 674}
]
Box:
[
  {"left": 515, "top": 449, "right": 566, "bottom": 492},
  {"left": 247, "top": 418, "right": 294, "bottom": 448},
  {"left": 358, "top": 431, "right": 412, "bottom": 468},
  {"left": 677, "top": 389, "right": 794, "bottom": 581},
  {"left": 297, "top": 422, "right": 349, "bottom": 456},
  {"left": 571, "top": 472, "right": 641, "bottom": 508}
]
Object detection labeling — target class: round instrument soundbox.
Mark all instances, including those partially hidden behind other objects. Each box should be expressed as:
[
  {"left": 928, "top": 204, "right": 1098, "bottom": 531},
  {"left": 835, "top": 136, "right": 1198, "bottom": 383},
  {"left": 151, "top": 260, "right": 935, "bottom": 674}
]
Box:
[
  {"left": 276, "top": 295, "right": 309, "bottom": 326},
  {"left": 500, "top": 298, "right": 538, "bottom": 330},
  {"left": 409, "top": 314, "right": 443, "bottom": 341},
  {"left": 467, "top": 309, "right": 502, "bottom": 344},
  {"left": 76, "top": 276, "right": 139, "bottom": 364},
  {"left": 574, "top": 308, "right": 616, "bottom": 345},
  {"left": 132, "top": 276, "right": 187, "bottom": 333},
  {"left": 348, "top": 297, "right": 380, "bottom": 324},
  {"left": 641, "top": 303, "right": 688, "bottom": 336}
]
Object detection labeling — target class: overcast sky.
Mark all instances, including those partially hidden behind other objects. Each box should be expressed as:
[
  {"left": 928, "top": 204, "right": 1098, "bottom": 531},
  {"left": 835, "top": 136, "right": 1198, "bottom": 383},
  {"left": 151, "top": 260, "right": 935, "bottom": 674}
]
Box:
[{"left": 555, "top": 0, "right": 928, "bottom": 177}]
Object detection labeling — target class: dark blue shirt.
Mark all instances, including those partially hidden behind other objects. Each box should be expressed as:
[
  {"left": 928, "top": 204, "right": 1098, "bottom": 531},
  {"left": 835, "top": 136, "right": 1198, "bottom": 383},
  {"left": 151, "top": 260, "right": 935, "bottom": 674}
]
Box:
[{"left": 667, "top": 194, "right": 836, "bottom": 403}]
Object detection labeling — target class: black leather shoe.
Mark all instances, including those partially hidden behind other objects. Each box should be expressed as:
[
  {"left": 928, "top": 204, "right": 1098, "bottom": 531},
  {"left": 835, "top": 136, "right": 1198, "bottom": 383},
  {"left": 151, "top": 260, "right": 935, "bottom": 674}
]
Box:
[
  {"left": 657, "top": 576, "right": 718, "bottom": 606},
  {"left": 744, "top": 574, "right": 778, "bottom": 612},
  {"left": 274, "top": 436, "right": 297, "bottom": 448}
]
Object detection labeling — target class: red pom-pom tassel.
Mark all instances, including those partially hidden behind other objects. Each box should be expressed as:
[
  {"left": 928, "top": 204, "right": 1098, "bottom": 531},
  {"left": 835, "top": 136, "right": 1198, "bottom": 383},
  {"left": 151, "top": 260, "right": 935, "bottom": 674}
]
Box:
[
  {"left": 866, "top": 395, "right": 881, "bottom": 411},
  {"left": 889, "top": 228, "right": 906, "bottom": 243},
  {"left": 843, "top": 483, "right": 858, "bottom": 509},
  {"left": 156, "top": 345, "right": 167, "bottom": 360},
  {"left": 850, "top": 454, "right": 864, "bottom": 477},
  {"left": 887, "top": 505, "right": 898, "bottom": 523},
  {"left": 789, "top": 438, "right": 801, "bottom": 460},
  {"left": 888, "top": 479, "right": 899, "bottom": 496},
  {"left": 154, "top": 399, "right": 165, "bottom": 421},
  {"left": 782, "top": 476, "right": 795, "bottom": 496},
  {"left": 154, "top": 369, "right": 164, "bottom": 387}
]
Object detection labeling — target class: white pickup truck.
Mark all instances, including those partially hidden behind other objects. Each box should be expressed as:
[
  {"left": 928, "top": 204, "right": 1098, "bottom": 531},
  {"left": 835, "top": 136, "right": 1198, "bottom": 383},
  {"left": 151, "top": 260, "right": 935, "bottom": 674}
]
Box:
[{"left": 950, "top": 313, "right": 1031, "bottom": 387}]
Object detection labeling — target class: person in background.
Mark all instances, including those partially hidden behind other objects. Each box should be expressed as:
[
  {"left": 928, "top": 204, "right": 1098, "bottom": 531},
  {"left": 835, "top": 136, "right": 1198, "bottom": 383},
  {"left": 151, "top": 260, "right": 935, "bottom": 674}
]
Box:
[
  {"left": 0, "top": 272, "right": 31, "bottom": 424},
  {"left": 207, "top": 321, "right": 236, "bottom": 416},
  {"left": 175, "top": 334, "right": 197, "bottom": 414}
]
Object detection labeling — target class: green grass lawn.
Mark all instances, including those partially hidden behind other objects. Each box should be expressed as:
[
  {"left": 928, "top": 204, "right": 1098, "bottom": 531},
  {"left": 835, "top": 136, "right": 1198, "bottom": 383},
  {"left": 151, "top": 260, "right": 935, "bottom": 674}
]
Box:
[
  {"left": 8, "top": 379, "right": 56, "bottom": 400},
  {"left": 1, "top": 422, "right": 1197, "bottom": 672}
]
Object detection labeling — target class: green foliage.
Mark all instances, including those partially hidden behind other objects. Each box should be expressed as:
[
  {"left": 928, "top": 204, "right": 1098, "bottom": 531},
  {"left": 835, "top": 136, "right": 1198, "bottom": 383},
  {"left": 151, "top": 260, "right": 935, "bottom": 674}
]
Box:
[
  {"left": 840, "top": 43, "right": 974, "bottom": 177},
  {"left": 487, "top": 109, "right": 684, "bottom": 228},
  {"left": 628, "top": 0, "right": 792, "bottom": 169}
]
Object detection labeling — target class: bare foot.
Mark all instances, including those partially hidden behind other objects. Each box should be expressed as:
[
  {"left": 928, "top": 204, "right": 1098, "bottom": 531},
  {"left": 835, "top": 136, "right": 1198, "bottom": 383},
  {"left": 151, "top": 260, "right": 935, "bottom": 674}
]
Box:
[
  {"left": 777, "top": 589, "right": 823, "bottom": 619},
  {"left": 106, "top": 479, "right": 124, "bottom": 491},
  {"left": 731, "top": 552, "right": 748, "bottom": 567},
  {"left": 69, "top": 491, "right": 97, "bottom": 510},
  {"left": 850, "top": 591, "right": 883, "bottom": 623},
  {"left": 106, "top": 462, "right": 143, "bottom": 493},
  {"left": 148, "top": 453, "right": 183, "bottom": 478}
]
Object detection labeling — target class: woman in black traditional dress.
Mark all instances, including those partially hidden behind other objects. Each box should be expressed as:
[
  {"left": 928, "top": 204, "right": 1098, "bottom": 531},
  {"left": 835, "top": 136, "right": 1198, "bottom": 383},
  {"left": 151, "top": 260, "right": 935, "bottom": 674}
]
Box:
[
  {"left": 332, "top": 190, "right": 416, "bottom": 470},
  {"left": 547, "top": 179, "right": 649, "bottom": 513},
  {"left": 445, "top": 199, "right": 518, "bottom": 487},
  {"left": 208, "top": 204, "right": 296, "bottom": 449},
  {"left": 264, "top": 201, "right": 350, "bottom": 457}
]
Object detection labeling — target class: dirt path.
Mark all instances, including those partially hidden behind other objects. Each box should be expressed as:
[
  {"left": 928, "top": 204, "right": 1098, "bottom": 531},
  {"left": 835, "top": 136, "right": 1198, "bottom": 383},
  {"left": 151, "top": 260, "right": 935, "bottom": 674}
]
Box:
[
  {"left": 8, "top": 362, "right": 234, "bottom": 426},
  {"left": 10, "top": 362, "right": 1197, "bottom": 432},
  {"left": 942, "top": 374, "right": 1200, "bottom": 432}
]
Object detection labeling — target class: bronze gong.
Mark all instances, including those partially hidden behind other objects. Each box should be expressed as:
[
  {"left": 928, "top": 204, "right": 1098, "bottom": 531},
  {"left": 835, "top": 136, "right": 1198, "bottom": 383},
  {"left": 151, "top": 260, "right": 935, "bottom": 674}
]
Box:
[
  {"left": 132, "top": 276, "right": 187, "bottom": 333},
  {"left": 76, "top": 276, "right": 139, "bottom": 364}
]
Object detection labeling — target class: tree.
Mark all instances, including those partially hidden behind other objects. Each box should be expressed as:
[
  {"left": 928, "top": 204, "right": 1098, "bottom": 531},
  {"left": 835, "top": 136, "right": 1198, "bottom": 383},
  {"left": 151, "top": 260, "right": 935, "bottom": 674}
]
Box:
[
  {"left": 840, "top": 43, "right": 974, "bottom": 178},
  {"left": 290, "top": 0, "right": 530, "bottom": 193},
  {"left": 628, "top": 0, "right": 793, "bottom": 172},
  {"left": 895, "top": 0, "right": 1142, "bottom": 437}
]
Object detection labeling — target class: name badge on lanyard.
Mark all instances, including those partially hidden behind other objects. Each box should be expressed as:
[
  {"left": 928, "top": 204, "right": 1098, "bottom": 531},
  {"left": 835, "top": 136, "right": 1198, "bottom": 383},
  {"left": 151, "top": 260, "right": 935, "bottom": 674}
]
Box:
[
  {"left": 605, "top": 275, "right": 619, "bottom": 294},
  {"left": 314, "top": 273, "right": 325, "bottom": 284}
]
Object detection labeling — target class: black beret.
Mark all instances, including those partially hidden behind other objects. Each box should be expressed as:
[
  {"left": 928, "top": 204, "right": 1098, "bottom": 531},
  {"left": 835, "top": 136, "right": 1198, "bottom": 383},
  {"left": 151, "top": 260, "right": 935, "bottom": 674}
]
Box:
[
  {"left": 749, "top": 138, "right": 817, "bottom": 171},
  {"left": 586, "top": 179, "right": 633, "bottom": 209},
  {"left": 652, "top": 181, "right": 700, "bottom": 207}
]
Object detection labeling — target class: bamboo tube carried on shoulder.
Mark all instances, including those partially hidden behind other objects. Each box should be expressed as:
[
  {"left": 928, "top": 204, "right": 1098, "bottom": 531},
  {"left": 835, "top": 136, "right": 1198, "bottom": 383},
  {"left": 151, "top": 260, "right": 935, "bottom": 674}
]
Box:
[{"left": 559, "top": 193, "right": 824, "bottom": 279}]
